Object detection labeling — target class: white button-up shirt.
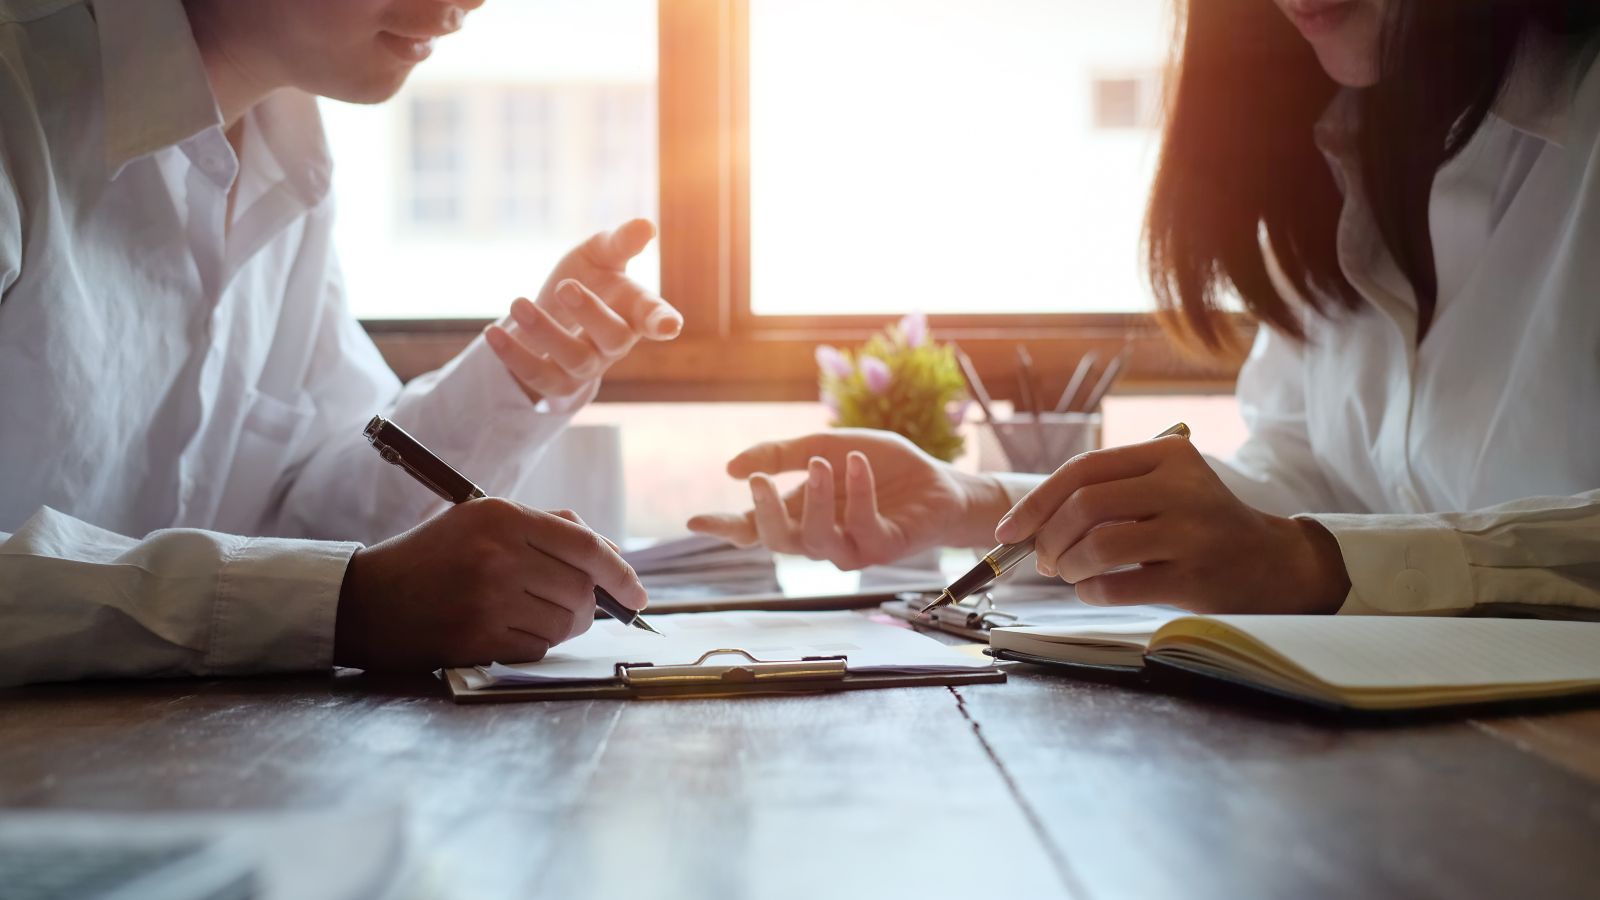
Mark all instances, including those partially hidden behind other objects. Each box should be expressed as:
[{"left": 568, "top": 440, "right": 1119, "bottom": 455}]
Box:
[
  {"left": 0, "top": 0, "right": 589, "bottom": 685},
  {"left": 1004, "top": 36, "right": 1600, "bottom": 617}
]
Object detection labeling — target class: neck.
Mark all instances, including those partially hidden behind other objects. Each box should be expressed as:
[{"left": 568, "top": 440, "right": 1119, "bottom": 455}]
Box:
[{"left": 184, "top": 1, "right": 279, "bottom": 129}]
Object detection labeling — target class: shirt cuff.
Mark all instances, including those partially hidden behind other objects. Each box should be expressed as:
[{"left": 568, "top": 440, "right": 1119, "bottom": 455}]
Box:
[
  {"left": 1301, "top": 513, "right": 1475, "bottom": 616},
  {"left": 209, "top": 537, "right": 359, "bottom": 675}
]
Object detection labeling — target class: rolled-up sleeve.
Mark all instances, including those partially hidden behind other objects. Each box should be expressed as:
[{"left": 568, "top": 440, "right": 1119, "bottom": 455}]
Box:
[
  {"left": 1309, "top": 491, "right": 1600, "bottom": 617},
  {"left": 0, "top": 507, "right": 356, "bottom": 686}
]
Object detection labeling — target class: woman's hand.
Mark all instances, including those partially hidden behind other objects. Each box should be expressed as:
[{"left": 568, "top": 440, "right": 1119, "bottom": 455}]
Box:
[
  {"left": 994, "top": 433, "right": 1351, "bottom": 613},
  {"left": 484, "top": 218, "right": 684, "bottom": 402},
  {"left": 687, "top": 429, "right": 1012, "bottom": 569}
]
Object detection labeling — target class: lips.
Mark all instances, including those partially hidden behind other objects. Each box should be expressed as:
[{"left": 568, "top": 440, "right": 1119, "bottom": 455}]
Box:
[
  {"left": 377, "top": 30, "right": 439, "bottom": 63},
  {"left": 1284, "top": 0, "right": 1358, "bottom": 35}
]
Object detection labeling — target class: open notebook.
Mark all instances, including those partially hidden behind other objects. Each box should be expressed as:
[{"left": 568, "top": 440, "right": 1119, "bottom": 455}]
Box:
[{"left": 990, "top": 616, "right": 1600, "bottom": 712}]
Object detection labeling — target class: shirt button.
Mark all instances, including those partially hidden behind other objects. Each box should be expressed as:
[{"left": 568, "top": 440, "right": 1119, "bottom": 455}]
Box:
[{"left": 1392, "top": 568, "right": 1430, "bottom": 607}]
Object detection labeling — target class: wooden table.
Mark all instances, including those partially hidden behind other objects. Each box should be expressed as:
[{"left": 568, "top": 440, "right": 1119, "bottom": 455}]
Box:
[{"left": 3, "top": 661, "right": 1599, "bottom": 899}]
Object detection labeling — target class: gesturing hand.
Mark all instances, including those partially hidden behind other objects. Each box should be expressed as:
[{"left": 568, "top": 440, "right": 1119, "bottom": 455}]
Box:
[
  {"left": 334, "top": 498, "right": 647, "bottom": 671},
  {"left": 484, "top": 218, "right": 684, "bottom": 402},
  {"left": 686, "top": 429, "right": 1011, "bottom": 570},
  {"left": 994, "top": 434, "right": 1350, "bottom": 613}
]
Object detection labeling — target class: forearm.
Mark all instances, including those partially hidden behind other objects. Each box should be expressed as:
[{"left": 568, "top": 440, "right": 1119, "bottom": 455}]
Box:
[
  {"left": 1308, "top": 491, "right": 1600, "bottom": 616},
  {"left": 0, "top": 508, "right": 354, "bottom": 686}
]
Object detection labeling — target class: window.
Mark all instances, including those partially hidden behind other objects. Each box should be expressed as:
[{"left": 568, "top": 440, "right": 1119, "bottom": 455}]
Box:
[
  {"left": 321, "top": 0, "right": 658, "bottom": 321},
  {"left": 346, "top": 0, "right": 1247, "bottom": 401},
  {"left": 1091, "top": 73, "right": 1161, "bottom": 130},
  {"left": 407, "top": 95, "right": 466, "bottom": 225}
]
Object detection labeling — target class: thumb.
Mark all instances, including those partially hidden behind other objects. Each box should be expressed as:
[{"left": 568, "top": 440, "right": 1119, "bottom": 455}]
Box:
[
  {"left": 584, "top": 218, "right": 657, "bottom": 269},
  {"left": 687, "top": 513, "right": 759, "bottom": 547}
]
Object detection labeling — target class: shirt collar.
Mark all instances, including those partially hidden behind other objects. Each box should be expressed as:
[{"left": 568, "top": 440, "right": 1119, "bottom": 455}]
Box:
[
  {"left": 1492, "top": 27, "right": 1592, "bottom": 148},
  {"left": 93, "top": 0, "right": 222, "bottom": 179},
  {"left": 92, "top": 0, "right": 333, "bottom": 207}
]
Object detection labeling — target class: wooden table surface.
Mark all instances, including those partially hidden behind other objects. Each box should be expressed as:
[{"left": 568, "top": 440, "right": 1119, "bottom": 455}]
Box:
[{"left": 3, "top": 658, "right": 1599, "bottom": 900}]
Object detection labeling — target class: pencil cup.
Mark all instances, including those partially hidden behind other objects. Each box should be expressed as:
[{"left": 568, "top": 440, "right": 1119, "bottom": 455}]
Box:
[{"left": 977, "top": 413, "right": 1102, "bottom": 474}]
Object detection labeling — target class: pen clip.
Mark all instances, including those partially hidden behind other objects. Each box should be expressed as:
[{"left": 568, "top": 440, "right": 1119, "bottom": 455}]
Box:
[{"left": 370, "top": 436, "right": 457, "bottom": 503}]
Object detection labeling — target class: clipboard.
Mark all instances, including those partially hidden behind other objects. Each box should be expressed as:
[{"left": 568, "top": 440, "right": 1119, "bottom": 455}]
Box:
[
  {"left": 445, "top": 646, "right": 1005, "bottom": 703},
  {"left": 882, "top": 591, "right": 1022, "bottom": 641}
]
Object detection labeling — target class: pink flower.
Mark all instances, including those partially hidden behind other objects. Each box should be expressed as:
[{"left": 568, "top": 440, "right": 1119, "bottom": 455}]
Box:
[
  {"left": 859, "top": 355, "right": 892, "bottom": 394},
  {"left": 815, "top": 344, "right": 853, "bottom": 379},
  {"left": 947, "top": 398, "right": 972, "bottom": 426},
  {"left": 899, "top": 311, "right": 928, "bottom": 348}
]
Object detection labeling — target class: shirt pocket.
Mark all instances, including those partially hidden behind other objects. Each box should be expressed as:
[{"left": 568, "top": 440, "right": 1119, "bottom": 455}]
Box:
[{"left": 211, "top": 389, "right": 318, "bottom": 536}]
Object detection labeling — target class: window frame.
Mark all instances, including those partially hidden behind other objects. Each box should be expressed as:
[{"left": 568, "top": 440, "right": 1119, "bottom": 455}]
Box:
[{"left": 365, "top": 0, "right": 1249, "bottom": 401}]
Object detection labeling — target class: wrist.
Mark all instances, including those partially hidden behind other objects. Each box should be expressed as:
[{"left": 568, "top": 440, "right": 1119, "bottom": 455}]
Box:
[
  {"left": 1288, "top": 516, "right": 1351, "bottom": 614},
  {"left": 955, "top": 470, "right": 1014, "bottom": 548}
]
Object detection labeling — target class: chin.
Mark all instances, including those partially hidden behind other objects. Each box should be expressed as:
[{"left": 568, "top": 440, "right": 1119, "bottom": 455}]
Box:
[
  {"left": 312, "top": 66, "right": 415, "bottom": 105},
  {"left": 1313, "top": 47, "right": 1380, "bottom": 88}
]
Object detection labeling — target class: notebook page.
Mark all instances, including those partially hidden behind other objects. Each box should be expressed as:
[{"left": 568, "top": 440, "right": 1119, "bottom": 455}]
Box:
[
  {"left": 465, "top": 611, "right": 992, "bottom": 687},
  {"left": 1163, "top": 616, "right": 1600, "bottom": 690}
]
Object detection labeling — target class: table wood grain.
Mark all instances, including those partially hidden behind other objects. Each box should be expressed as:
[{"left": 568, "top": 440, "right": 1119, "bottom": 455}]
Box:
[{"left": 2, "top": 666, "right": 1597, "bottom": 900}]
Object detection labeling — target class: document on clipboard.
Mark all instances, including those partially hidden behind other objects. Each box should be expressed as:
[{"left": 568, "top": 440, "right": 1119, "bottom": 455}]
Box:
[{"left": 443, "top": 611, "right": 1003, "bottom": 702}]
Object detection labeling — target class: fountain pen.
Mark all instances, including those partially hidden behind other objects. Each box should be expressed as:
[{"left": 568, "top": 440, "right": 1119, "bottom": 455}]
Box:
[
  {"left": 920, "top": 422, "right": 1191, "bottom": 614},
  {"left": 363, "top": 415, "right": 661, "bottom": 635}
]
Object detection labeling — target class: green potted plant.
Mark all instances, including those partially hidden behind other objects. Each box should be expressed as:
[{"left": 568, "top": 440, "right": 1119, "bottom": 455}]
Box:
[{"left": 816, "top": 313, "right": 969, "bottom": 462}]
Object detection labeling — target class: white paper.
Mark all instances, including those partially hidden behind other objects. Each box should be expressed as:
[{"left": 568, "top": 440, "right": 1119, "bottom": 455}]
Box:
[{"left": 464, "top": 611, "right": 992, "bottom": 688}]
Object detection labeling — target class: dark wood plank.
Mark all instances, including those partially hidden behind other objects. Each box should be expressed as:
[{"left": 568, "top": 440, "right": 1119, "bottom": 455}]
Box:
[
  {"left": 954, "top": 667, "right": 1600, "bottom": 900},
  {"left": 0, "top": 674, "right": 1068, "bottom": 900},
  {"left": 1471, "top": 708, "right": 1600, "bottom": 786}
]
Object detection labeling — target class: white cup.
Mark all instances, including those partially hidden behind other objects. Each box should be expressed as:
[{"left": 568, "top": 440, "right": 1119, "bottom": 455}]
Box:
[{"left": 516, "top": 423, "right": 625, "bottom": 541}]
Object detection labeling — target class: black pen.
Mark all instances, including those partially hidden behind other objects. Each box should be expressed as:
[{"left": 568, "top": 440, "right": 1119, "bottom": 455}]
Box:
[
  {"left": 362, "top": 415, "right": 660, "bottom": 634},
  {"left": 920, "top": 422, "right": 1191, "bottom": 614}
]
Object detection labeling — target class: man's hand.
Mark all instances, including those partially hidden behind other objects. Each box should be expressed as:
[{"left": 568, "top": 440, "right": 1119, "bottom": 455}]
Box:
[
  {"left": 333, "top": 498, "right": 647, "bottom": 671},
  {"left": 687, "top": 429, "right": 1011, "bottom": 570},
  {"left": 994, "top": 434, "right": 1351, "bottom": 613},
  {"left": 484, "top": 218, "right": 683, "bottom": 402}
]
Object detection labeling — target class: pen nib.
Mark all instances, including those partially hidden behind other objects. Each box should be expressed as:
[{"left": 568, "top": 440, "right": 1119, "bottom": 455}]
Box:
[
  {"left": 631, "top": 617, "right": 663, "bottom": 636},
  {"left": 918, "top": 591, "right": 955, "bottom": 616}
]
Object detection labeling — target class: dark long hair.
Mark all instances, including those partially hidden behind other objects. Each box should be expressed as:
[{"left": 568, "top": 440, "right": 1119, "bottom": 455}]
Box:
[{"left": 1145, "top": 0, "right": 1600, "bottom": 353}]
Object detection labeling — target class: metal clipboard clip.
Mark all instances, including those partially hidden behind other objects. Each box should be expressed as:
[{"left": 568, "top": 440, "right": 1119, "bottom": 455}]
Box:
[
  {"left": 920, "top": 592, "right": 1020, "bottom": 632},
  {"left": 615, "top": 648, "right": 848, "bottom": 687}
]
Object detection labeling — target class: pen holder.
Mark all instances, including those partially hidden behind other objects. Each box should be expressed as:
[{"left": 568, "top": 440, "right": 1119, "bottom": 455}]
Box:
[{"left": 977, "top": 412, "right": 1102, "bottom": 474}]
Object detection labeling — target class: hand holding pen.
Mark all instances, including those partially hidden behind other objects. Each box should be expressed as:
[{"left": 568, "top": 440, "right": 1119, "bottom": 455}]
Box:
[
  {"left": 972, "top": 421, "right": 1351, "bottom": 615},
  {"left": 333, "top": 417, "right": 656, "bottom": 673}
]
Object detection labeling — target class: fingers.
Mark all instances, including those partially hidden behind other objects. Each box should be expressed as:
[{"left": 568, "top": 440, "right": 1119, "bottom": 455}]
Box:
[
  {"left": 1031, "top": 476, "right": 1163, "bottom": 576},
  {"left": 799, "top": 458, "right": 853, "bottom": 565},
  {"left": 995, "top": 436, "right": 1188, "bottom": 543},
  {"left": 749, "top": 473, "right": 802, "bottom": 554},
  {"left": 554, "top": 280, "right": 636, "bottom": 357},
  {"left": 686, "top": 512, "right": 759, "bottom": 547},
  {"left": 841, "top": 451, "right": 901, "bottom": 564},
  {"left": 484, "top": 323, "right": 590, "bottom": 399},
  {"left": 1075, "top": 563, "right": 1179, "bottom": 607},
  {"left": 726, "top": 432, "right": 872, "bottom": 478},
  {"left": 494, "top": 629, "right": 552, "bottom": 664},
  {"left": 1051, "top": 520, "right": 1170, "bottom": 584},
  {"left": 520, "top": 508, "right": 647, "bottom": 612},
  {"left": 580, "top": 218, "right": 657, "bottom": 270},
  {"left": 508, "top": 297, "right": 605, "bottom": 380}
]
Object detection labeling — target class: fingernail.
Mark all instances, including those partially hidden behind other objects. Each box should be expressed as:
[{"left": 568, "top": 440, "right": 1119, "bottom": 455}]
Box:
[
  {"left": 559, "top": 282, "right": 582, "bottom": 305},
  {"left": 995, "top": 515, "right": 1015, "bottom": 541},
  {"left": 647, "top": 308, "right": 681, "bottom": 338}
]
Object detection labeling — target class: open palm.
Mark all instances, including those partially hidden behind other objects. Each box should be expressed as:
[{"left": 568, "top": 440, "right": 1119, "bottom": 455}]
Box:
[{"left": 688, "top": 429, "right": 1008, "bottom": 569}]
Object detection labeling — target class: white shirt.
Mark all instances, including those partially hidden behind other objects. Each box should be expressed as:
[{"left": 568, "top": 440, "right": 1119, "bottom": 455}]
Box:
[
  {"left": 0, "top": 0, "right": 592, "bottom": 685},
  {"left": 1003, "top": 36, "right": 1600, "bottom": 617}
]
